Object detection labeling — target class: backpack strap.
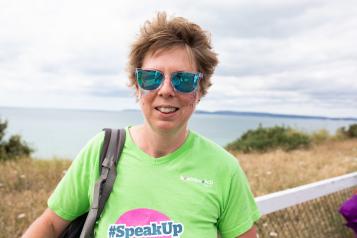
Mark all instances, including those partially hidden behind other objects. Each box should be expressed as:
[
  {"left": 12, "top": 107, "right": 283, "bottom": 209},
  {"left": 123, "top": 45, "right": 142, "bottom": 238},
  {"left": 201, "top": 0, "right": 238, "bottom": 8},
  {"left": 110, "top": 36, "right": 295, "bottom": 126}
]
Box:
[
  {"left": 80, "top": 128, "right": 126, "bottom": 238},
  {"left": 98, "top": 128, "right": 112, "bottom": 170}
]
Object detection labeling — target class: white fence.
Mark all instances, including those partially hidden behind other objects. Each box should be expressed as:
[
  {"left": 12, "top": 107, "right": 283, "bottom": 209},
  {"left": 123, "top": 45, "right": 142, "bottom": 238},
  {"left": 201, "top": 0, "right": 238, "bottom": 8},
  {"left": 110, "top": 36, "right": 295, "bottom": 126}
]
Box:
[{"left": 255, "top": 172, "right": 357, "bottom": 215}]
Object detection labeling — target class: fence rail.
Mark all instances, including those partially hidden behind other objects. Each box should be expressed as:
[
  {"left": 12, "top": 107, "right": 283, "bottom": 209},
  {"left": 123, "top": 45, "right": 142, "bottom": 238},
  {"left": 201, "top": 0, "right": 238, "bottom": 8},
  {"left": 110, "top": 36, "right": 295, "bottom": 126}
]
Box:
[
  {"left": 254, "top": 172, "right": 357, "bottom": 238},
  {"left": 255, "top": 172, "right": 357, "bottom": 215}
]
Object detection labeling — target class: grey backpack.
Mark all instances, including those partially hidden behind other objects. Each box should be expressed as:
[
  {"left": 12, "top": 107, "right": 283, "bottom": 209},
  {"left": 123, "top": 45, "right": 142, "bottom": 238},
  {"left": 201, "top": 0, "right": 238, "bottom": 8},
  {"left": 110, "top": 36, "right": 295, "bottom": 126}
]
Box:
[{"left": 60, "top": 128, "right": 126, "bottom": 238}]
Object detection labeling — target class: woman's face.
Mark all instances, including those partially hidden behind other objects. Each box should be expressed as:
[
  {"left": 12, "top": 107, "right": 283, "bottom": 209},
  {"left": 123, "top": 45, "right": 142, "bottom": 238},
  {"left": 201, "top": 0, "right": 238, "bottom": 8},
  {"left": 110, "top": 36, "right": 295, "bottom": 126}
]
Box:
[{"left": 137, "top": 46, "right": 201, "bottom": 135}]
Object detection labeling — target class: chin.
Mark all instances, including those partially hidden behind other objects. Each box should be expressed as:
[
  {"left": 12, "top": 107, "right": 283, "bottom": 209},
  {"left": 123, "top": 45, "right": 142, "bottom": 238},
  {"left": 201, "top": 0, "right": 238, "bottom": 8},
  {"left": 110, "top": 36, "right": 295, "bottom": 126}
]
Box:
[{"left": 152, "top": 121, "right": 187, "bottom": 134}]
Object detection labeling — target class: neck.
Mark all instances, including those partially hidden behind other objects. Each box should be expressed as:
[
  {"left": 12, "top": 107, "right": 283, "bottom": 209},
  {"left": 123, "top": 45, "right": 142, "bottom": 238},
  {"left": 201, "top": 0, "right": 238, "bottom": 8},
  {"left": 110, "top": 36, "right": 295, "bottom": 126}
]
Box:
[{"left": 130, "top": 124, "right": 188, "bottom": 158}]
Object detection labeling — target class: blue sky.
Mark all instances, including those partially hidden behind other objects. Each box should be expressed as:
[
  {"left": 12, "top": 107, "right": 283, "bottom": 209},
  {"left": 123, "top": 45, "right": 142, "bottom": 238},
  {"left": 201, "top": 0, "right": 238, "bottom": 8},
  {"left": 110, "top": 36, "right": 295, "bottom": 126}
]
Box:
[{"left": 1, "top": 0, "right": 357, "bottom": 117}]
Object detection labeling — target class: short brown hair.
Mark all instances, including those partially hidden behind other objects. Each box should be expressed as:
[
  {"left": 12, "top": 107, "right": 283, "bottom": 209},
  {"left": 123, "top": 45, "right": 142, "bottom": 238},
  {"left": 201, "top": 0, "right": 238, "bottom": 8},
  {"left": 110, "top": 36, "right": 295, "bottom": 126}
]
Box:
[{"left": 127, "top": 12, "right": 218, "bottom": 96}]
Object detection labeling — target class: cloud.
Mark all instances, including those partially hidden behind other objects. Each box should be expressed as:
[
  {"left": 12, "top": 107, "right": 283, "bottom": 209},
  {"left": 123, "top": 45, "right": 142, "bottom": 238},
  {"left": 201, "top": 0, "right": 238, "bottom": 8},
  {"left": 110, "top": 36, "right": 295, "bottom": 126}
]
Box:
[{"left": 0, "top": 0, "right": 356, "bottom": 117}]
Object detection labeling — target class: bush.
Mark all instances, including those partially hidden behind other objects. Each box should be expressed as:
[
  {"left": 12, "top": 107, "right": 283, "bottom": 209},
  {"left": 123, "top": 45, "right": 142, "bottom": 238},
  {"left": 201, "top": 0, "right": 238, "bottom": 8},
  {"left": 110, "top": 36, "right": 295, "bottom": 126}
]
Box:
[
  {"left": 226, "top": 125, "right": 311, "bottom": 153},
  {"left": 0, "top": 119, "right": 33, "bottom": 161},
  {"left": 334, "top": 127, "right": 347, "bottom": 140},
  {"left": 337, "top": 124, "right": 357, "bottom": 139},
  {"left": 310, "top": 129, "right": 330, "bottom": 144},
  {"left": 346, "top": 124, "right": 357, "bottom": 138},
  {"left": 0, "top": 119, "right": 7, "bottom": 141}
]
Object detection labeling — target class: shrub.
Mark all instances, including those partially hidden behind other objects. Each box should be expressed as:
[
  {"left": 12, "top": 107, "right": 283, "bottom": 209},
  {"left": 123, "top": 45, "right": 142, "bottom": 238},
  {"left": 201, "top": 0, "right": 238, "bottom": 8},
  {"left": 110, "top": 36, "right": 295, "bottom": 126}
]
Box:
[
  {"left": 310, "top": 129, "right": 330, "bottom": 144},
  {"left": 226, "top": 125, "right": 311, "bottom": 153},
  {"left": 334, "top": 127, "right": 347, "bottom": 140},
  {"left": 336, "top": 124, "right": 357, "bottom": 139},
  {"left": 346, "top": 124, "right": 357, "bottom": 138},
  {"left": 0, "top": 119, "right": 7, "bottom": 141},
  {"left": 0, "top": 119, "right": 33, "bottom": 161}
]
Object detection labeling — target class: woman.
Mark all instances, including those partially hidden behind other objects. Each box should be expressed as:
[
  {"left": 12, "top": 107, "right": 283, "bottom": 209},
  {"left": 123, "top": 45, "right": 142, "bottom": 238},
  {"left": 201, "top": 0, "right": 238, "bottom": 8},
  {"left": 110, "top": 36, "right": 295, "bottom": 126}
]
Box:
[{"left": 23, "top": 12, "right": 260, "bottom": 238}]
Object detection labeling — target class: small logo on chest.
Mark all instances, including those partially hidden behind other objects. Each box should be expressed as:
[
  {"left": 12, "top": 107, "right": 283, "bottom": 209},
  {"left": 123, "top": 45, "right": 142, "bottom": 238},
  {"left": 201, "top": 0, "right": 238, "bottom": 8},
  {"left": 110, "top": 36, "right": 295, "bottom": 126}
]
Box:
[{"left": 180, "top": 175, "right": 214, "bottom": 187}]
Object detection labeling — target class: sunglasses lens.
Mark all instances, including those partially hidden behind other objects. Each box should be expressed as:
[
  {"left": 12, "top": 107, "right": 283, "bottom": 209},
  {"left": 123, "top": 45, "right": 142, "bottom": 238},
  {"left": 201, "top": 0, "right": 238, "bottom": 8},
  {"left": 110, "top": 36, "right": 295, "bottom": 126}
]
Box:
[
  {"left": 172, "top": 72, "right": 200, "bottom": 93},
  {"left": 136, "top": 69, "right": 163, "bottom": 90}
]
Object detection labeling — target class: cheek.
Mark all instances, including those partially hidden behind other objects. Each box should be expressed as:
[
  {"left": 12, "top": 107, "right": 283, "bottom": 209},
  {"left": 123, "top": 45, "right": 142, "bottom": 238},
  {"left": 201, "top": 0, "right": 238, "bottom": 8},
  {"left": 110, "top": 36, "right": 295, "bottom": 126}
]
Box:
[
  {"left": 137, "top": 88, "right": 152, "bottom": 100},
  {"left": 180, "top": 92, "right": 199, "bottom": 109},
  {"left": 138, "top": 89, "right": 155, "bottom": 108}
]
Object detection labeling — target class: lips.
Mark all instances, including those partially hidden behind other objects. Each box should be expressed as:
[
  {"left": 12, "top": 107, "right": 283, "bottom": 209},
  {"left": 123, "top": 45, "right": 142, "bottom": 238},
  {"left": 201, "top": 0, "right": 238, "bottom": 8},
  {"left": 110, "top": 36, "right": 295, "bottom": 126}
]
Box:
[{"left": 155, "top": 106, "right": 179, "bottom": 114}]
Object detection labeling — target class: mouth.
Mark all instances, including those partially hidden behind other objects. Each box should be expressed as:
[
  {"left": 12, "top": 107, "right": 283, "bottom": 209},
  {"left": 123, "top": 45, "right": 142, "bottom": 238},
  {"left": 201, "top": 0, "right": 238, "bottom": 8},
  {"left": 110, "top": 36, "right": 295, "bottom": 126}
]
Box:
[{"left": 155, "top": 106, "right": 179, "bottom": 114}]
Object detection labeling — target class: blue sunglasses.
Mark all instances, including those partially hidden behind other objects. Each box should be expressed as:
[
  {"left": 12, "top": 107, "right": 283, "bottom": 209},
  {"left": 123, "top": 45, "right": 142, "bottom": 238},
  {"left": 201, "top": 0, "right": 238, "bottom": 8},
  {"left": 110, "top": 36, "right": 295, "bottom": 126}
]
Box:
[{"left": 135, "top": 68, "right": 202, "bottom": 93}]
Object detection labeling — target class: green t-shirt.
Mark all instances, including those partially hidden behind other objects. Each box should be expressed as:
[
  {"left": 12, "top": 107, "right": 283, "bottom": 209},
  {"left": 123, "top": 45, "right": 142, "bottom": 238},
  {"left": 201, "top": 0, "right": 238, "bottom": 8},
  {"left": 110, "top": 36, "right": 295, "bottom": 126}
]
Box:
[{"left": 48, "top": 128, "right": 260, "bottom": 238}]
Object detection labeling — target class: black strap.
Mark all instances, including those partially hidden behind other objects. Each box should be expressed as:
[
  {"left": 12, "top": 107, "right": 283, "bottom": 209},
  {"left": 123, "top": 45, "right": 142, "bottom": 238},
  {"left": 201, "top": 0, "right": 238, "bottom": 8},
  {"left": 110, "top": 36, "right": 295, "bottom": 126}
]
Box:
[{"left": 80, "top": 128, "right": 126, "bottom": 238}]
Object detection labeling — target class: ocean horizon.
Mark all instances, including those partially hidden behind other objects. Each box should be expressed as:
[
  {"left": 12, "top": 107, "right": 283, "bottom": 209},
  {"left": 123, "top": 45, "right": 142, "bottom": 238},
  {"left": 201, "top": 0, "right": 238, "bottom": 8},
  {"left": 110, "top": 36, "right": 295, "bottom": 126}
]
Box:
[{"left": 1, "top": 106, "right": 356, "bottom": 159}]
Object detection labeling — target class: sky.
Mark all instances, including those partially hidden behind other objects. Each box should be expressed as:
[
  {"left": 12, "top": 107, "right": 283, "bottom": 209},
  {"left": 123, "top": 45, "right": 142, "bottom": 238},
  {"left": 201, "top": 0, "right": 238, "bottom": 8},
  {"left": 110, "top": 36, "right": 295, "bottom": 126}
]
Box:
[{"left": 1, "top": 0, "right": 357, "bottom": 117}]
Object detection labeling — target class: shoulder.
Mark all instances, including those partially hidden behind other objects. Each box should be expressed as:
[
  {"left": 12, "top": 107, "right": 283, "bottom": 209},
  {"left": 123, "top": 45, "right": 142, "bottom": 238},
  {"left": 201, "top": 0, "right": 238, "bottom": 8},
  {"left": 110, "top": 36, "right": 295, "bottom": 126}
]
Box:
[
  {"left": 84, "top": 131, "right": 106, "bottom": 152},
  {"left": 189, "top": 130, "right": 240, "bottom": 176},
  {"left": 69, "top": 131, "right": 106, "bottom": 174},
  {"left": 77, "top": 131, "right": 105, "bottom": 159},
  {"left": 47, "top": 131, "right": 106, "bottom": 220}
]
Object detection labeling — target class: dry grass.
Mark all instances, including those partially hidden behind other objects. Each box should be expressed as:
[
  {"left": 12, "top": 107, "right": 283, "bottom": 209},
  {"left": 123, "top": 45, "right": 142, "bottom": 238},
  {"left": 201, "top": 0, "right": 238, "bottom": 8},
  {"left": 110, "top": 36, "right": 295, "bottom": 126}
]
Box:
[
  {"left": 233, "top": 139, "right": 357, "bottom": 238},
  {"left": 0, "top": 139, "right": 356, "bottom": 237},
  {"left": 234, "top": 139, "right": 357, "bottom": 196},
  {"left": 0, "top": 158, "right": 70, "bottom": 238}
]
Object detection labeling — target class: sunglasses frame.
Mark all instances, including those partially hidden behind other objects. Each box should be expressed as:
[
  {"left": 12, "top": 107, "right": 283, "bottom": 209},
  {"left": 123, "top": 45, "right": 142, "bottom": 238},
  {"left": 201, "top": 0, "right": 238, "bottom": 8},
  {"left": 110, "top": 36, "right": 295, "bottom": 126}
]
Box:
[{"left": 135, "top": 68, "right": 203, "bottom": 94}]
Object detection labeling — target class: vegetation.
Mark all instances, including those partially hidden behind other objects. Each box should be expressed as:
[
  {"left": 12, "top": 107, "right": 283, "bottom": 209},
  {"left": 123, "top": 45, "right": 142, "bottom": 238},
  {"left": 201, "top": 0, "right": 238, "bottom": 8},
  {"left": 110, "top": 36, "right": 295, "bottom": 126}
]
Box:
[
  {"left": 0, "top": 120, "right": 356, "bottom": 237},
  {"left": 226, "top": 125, "right": 311, "bottom": 152},
  {"left": 226, "top": 123, "right": 357, "bottom": 153},
  {"left": 337, "top": 123, "right": 357, "bottom": 139},
  {"left": 235, "top": 138, "right": 357, "bottom": 196},
  {"left": 237, "top": 138, "right": 357, "bottom": 238},
  {"left": 0, "top": 119, "right": 33, "bottom": 161},
  {"left": 0, "top": 158, "right": 70, "bottom": 237},
  {"left": 309, "top": 129, "right": 331, "bottom": 144},
  {"left": 0, "top": 138, "right": 356, "bottom": 237}
]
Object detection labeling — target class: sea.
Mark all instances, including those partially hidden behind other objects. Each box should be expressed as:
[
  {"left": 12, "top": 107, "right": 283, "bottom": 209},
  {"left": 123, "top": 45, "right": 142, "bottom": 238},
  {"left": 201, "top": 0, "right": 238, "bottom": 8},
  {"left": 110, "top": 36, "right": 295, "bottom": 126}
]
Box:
[{"left": 0, "top": 106, "right": 356, "bottom": 159}]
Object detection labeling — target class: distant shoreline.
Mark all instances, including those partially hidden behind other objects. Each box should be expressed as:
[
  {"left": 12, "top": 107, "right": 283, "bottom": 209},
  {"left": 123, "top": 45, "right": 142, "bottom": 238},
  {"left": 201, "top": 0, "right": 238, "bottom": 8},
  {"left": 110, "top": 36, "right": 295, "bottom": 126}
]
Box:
[
  {"left": 1, "top": 106, "right": 356, "bottom": 122},
  {"left": 194, "top": 110, "right": 357, "bottom": 121}
]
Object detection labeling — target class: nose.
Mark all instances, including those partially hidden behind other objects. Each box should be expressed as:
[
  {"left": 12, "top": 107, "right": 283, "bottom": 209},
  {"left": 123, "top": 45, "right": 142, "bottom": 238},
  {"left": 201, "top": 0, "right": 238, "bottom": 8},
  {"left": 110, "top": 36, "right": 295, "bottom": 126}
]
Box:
[{"left": 157, "top": 74, "right": 175, "bottom": 97}]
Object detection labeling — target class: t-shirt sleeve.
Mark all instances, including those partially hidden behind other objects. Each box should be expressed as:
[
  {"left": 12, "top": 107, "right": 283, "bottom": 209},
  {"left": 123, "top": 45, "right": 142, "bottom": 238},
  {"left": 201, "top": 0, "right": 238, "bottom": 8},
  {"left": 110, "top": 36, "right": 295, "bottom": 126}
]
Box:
[
  {"left": 218, "top": 165, "right": 261, "bottom": 238},
  {"left": 48, "top": 132, "right": 104, "bottom": 221}
]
